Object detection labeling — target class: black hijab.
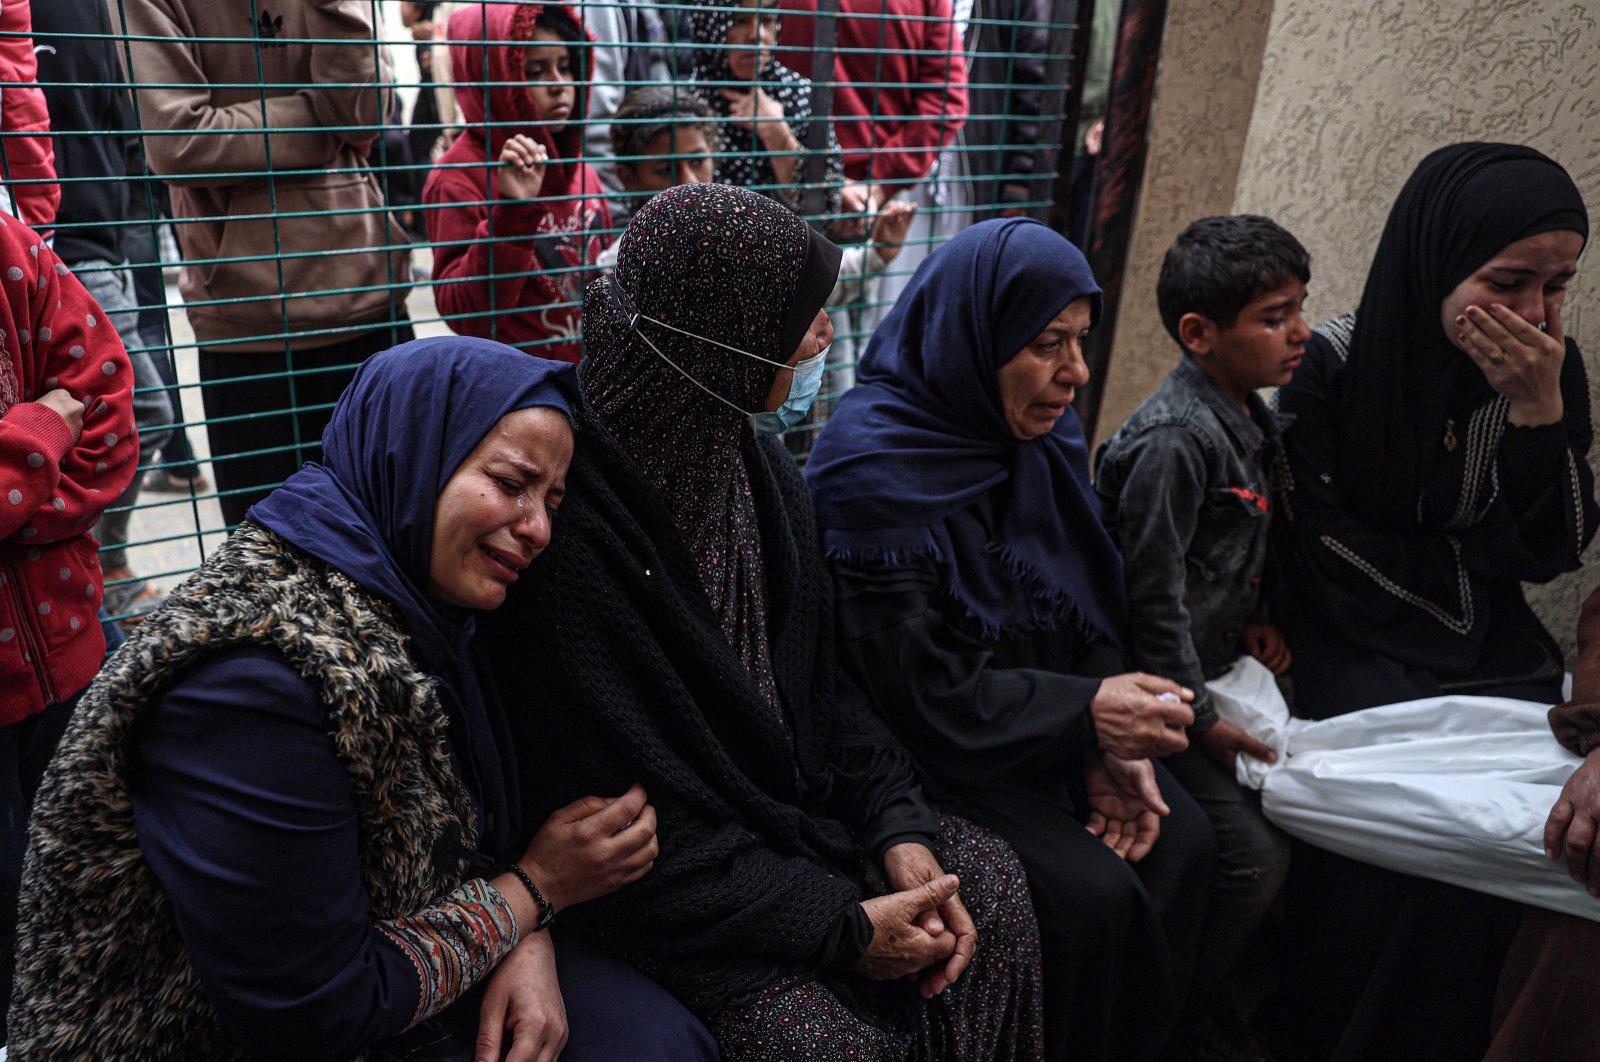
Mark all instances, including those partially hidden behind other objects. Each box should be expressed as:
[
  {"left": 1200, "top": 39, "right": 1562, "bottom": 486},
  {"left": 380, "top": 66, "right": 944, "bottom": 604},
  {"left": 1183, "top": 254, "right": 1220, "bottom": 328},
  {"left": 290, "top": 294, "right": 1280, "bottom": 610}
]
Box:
[
  {"left": 582, "top": 182, "right": 841, "bottom": 704},
  {"left": 1330, "top": 142, "right": 1589, "bottom": 531}
]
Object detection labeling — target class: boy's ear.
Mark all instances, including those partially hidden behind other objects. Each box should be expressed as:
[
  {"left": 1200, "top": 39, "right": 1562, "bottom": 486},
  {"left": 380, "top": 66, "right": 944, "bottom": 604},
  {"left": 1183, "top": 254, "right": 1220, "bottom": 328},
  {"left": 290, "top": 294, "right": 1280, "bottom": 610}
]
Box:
[{"left": 1177, "top": 312, "right": 1214, "bottom": 358}]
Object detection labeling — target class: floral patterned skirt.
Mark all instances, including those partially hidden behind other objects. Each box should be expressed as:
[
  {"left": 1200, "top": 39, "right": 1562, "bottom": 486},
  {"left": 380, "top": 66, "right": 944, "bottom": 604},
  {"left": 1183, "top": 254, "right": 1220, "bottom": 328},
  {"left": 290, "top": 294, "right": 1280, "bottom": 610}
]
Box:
[{"left": 709, "top": 816, "right": 1045, "bottom": 1061}]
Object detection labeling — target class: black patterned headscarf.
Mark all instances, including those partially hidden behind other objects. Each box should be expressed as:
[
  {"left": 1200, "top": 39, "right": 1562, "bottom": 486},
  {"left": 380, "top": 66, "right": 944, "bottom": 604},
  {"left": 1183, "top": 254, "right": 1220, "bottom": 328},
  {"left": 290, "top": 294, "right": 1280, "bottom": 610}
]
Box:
[{"left": 582, "top": 183, "right": 842, "bottom": 704}]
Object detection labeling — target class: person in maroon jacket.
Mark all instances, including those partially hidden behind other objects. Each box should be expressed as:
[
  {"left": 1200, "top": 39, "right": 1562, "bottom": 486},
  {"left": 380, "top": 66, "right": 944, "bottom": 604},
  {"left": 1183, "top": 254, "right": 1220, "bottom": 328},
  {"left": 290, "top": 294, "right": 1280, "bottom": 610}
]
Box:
[
  {"left": 0, "top": 210, "right": 137, "bottom": 1043},
  {"left": 775, "top": 0, "right": 967, "bottom": 321},
  {"left": 775, "top": 0, "right": 967, "bottom": 204},
  {"left": 423, "top": 2, "right": 612, "bottom": 365}
]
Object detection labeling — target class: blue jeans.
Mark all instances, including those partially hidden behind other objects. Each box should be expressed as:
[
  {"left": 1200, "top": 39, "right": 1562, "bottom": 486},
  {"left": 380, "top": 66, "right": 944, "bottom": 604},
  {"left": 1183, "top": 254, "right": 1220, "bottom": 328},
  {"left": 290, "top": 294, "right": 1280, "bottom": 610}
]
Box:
[{"left": 74, "top": 259, "right": 175, "bottom": 571}]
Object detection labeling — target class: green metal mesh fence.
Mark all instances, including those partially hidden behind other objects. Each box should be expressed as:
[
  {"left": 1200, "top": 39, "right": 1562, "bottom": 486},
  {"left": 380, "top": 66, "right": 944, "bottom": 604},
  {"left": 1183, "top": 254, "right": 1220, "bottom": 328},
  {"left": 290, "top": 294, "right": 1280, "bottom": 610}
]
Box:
[{"left": 16, "top": 0, "right": 1083, "bottom": 622}]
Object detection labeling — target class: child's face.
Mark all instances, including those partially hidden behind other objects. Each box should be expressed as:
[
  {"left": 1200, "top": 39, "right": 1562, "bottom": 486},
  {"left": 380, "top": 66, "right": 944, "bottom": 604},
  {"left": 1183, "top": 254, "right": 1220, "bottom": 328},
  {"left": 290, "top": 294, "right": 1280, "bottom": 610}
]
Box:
[
  {"left": 1190, "top": 279, "right": 1311, "bottom": 403},
  {"left": 524, "top": 28, "right": 575, "bottom": 131},
  {"left": 725, "top": 0, "right": 779, "bottom": 81},
  {"left": 616, "top": 127, "right": 714, "bottom": 195}
]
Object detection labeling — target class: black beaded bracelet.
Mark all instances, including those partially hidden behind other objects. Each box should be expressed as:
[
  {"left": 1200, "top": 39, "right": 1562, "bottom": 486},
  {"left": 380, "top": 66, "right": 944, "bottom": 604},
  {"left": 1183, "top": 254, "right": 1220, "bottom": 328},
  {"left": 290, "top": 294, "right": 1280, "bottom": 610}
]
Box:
[{"left": 507, "top": 864, "right": 555, "bottom": 931}]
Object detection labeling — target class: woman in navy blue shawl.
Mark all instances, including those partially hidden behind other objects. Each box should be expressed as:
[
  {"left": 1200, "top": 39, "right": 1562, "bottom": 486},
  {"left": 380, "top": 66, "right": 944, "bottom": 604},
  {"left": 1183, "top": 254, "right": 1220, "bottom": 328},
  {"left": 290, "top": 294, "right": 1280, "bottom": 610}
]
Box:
[
  {"left": 73, "top": 337, "right": 718, "bottom": 1060},
  {"left": 808, "top": 219, "right": 1215, "bottom": 1062}
]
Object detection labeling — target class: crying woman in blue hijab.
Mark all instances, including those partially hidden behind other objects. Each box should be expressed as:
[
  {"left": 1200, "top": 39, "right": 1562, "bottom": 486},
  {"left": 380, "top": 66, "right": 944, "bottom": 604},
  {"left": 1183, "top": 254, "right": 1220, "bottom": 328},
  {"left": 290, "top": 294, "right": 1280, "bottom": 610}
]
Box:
[
  {"left": 9, "top": 337, "right": 719, "bottom": 1062},
  {"left": 807, "top": 218, "right": 1217, "bottom": 1062},
  {"left": 481, "top": 184, "right": 1048, "bottom": 1060}
]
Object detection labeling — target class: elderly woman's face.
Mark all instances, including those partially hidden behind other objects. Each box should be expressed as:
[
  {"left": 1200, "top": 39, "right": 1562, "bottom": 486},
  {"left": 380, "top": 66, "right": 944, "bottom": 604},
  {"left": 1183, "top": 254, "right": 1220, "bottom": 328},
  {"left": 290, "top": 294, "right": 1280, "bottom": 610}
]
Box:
[
  {"left": 996, "top": 297, "right": 1093, "bottom": 440},
  {"left": 1439, "top": 229, "right": 1582, "bottom": 353},
  {"left": 427, "top": 406, "right": 574, "bottom": 610}
]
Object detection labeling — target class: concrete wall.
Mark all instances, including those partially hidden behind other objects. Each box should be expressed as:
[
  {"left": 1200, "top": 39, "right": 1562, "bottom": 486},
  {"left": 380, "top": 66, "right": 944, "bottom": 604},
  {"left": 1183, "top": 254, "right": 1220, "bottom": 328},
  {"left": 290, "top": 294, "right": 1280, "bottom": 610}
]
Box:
[
  {"left": 1091, "top": 0, "right": 1277, "bottom": 440},
  {"left": 1102, "top": 0, "right": 1600, "bottom": 655}
]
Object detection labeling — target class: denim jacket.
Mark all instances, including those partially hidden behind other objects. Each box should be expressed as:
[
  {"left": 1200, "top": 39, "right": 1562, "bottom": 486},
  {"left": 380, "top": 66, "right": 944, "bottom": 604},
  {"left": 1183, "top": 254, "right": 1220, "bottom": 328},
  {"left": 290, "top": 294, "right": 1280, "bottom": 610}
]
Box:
[{"left": 1093, "top": 356, "right": 1292, "bottom": 729}]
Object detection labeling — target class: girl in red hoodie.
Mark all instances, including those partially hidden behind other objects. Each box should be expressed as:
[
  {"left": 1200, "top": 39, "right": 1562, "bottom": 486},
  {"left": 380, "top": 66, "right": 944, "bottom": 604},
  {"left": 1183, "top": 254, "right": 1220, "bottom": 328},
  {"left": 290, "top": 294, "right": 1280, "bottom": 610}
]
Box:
[
  {"left": 0, "top": 208, "right": 135, "bottom": 1039},
  {"left": 424, "top": 2, "right": 611, "bottom": 365}
]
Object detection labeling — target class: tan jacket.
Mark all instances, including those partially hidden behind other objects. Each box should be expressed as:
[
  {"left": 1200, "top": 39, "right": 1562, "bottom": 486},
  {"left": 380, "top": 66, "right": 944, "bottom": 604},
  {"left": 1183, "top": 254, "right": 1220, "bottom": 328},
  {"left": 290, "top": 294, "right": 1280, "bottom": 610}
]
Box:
[{"left": 118, "top": 0, "right": 410, "bottom": 351}]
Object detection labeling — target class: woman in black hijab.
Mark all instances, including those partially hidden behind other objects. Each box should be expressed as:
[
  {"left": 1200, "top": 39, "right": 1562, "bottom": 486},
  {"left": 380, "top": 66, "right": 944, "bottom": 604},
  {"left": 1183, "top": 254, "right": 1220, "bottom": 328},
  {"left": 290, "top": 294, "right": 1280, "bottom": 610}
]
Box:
[
  {"left": 1266, "top": 143, "right": 1595, "bottom": 1060},
  {"left": 1275, "top": 141, "right": 1594, "bottom": 712},
  {"left": 481, "top": 182, "right": 1046, "bottom": 1060}
]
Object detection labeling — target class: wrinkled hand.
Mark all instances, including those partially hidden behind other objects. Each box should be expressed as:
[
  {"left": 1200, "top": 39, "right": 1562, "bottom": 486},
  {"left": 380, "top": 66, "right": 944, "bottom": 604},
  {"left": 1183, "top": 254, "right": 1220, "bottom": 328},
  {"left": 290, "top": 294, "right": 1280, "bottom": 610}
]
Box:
[
  {"left": 499, "top": 134, "right": 549, "bottom": 201},
  {"left": 1546, "top": 751, "right": 1600, "bottom": 897},
  {"left": 476, "top": 932, "right": 567, "bottom": 1062},
  {"left": 1242, "top": 619, "right": 1292, "bottom": 675},
  {"left": 1197, "top": 719, "right": 1278, "bottom": 772},
  {"left": 869, "top": 201, "right": 917, "bottom": 264},
  {"left": 856, "top": 875, "right": 962, "bottom": 982},
  {"left": 1456, "top": 302, "right": 1565, "bottom": 426},
  {"left": 1090, "top": 673, "right": 1193, "bottom": 759},
  {"left": 1084, "top": 753, "right": 1166, "bottom": 862},
  {"left": 519, "top": 783, "right": 657, "bottom": 912},
  {"left": 882, "top": 842, "right": 976, "bottom": 997},
  {"left": 37, "top": 388, "right": 85, "bottom": 443}
]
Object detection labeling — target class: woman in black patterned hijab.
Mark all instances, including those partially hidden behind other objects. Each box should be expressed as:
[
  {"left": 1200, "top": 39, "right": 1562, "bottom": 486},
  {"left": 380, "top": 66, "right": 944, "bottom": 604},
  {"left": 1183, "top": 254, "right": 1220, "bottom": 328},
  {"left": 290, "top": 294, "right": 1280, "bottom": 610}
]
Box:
[
  {"left": 686, "top": 0, "right": 844, "bottom": 214},
  {"left": 483, "top": 183, "right": 1048, "bottom": 1060}
]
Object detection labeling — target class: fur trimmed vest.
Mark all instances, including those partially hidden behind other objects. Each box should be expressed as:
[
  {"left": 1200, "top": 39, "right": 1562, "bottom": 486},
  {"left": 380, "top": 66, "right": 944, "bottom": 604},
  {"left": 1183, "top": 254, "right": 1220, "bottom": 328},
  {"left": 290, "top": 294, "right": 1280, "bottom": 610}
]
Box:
[{"left": 8, "top": 524, "right": 480, "bottom": 1060}]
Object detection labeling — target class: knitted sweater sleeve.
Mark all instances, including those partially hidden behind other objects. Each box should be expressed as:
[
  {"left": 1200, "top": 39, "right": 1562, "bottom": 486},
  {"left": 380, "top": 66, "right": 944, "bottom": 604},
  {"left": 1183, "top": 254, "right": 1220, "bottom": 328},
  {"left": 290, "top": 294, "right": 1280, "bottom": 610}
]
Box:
[{"left": 572, "top": 786, "right": 866, "bottom": 1007}]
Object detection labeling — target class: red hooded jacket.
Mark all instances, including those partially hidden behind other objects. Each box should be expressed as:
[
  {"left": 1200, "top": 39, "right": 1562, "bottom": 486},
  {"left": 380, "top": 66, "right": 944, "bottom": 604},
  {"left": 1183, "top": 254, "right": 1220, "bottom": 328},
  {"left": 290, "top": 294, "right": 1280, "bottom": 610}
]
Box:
[
  {"left": 423, "top": 2, "right": 611, "bottom": 364},
  {"left": 0, "top": 212, "right": 137, "bottom": 724},
  {"left": 0, "top": 0, "right": 61, "bottom": 231}
]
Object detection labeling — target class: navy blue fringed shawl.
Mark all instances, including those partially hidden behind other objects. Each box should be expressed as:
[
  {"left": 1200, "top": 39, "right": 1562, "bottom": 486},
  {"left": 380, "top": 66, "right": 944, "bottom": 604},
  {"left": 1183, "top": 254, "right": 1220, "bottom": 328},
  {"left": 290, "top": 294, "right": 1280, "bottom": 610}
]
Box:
[{"left": 806, "top": 218, "right": 1126, "bottom": 643}]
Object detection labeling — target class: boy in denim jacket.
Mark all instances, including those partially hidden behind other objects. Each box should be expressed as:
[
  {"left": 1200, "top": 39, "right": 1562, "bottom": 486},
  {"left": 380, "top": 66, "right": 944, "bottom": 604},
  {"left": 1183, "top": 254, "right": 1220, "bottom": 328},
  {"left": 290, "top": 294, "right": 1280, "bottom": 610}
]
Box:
[{"left": 1094, "top": 215, "right": 1310, "bottom": 1028}]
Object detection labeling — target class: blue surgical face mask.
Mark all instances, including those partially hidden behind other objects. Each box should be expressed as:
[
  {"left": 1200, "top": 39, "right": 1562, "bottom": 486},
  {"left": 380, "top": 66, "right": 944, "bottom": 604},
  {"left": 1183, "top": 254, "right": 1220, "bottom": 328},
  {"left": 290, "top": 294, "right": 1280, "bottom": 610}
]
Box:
[
  {"left": 752, "top": 347, "right": 826, "bottom": 435},
  {"left": 610, "top": 279, "right": 829, "bottom": 434}
]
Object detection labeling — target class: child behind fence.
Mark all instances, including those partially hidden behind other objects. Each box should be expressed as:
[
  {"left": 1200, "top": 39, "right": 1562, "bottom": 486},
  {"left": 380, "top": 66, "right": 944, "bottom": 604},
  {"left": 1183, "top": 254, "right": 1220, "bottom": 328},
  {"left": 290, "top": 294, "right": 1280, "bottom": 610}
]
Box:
[{"left": 424, "top": 2, "right": 611, "bottom": 364}]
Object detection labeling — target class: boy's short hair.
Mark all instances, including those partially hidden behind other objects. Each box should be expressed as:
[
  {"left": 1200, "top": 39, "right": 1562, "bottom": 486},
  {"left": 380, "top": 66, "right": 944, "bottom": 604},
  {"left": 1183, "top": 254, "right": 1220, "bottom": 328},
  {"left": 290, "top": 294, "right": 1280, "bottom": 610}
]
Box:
[
  {"left": 1157, "top": 215, "right": 1310, "bottom": 348},
  {"left": 609, "top": 87, "right": 718, "bottom": 161}
]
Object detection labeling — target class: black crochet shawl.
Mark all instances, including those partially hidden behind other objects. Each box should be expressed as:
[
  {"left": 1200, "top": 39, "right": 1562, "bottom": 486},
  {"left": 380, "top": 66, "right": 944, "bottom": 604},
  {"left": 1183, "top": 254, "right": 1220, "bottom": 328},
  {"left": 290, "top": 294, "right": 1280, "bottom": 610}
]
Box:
[{"left": 481, "top": 401, "right": 929, "bottom": 1020}]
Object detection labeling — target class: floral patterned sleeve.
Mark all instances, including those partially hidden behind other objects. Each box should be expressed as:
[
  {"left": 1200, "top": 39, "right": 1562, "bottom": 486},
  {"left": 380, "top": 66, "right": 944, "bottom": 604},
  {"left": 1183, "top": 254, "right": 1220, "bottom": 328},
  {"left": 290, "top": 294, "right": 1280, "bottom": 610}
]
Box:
[{"left": 379, "top": 878, "right": 521, "bottom": 1025}]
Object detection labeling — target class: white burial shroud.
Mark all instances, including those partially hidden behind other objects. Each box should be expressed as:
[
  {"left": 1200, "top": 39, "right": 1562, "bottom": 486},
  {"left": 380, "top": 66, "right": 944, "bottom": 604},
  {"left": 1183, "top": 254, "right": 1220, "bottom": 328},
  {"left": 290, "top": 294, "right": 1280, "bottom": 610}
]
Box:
[{"left": 1211, "top": 656, "right": 1599, "bottom": 923}]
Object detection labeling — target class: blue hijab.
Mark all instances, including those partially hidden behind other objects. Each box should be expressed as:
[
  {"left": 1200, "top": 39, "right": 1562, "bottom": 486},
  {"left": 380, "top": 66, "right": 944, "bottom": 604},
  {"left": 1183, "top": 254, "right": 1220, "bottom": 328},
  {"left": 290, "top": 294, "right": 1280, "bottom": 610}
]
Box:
[
  {"left": 248, "top": 336, "right": 575, "bottom": 858},
  {"left": 806, "top": 219, "right": 1126, "bottom": 642}
]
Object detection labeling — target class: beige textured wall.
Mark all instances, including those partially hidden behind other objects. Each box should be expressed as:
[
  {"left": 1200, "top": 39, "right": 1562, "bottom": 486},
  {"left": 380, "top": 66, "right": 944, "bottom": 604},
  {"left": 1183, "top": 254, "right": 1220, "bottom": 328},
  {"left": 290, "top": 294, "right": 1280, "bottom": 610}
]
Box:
[
  {"left": 1091, "top": 0, "right": 1278, "bottom": 441},
  {"left": 1232, "top": 0, "right": 1600, "bottom": 655}
]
